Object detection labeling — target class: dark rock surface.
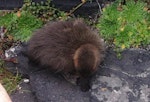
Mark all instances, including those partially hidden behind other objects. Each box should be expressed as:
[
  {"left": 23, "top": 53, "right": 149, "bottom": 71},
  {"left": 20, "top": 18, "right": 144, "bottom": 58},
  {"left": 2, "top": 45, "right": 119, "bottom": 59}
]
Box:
[
  {"left": 10, "top": 81, "right": 37, "bottom": 102},
  {"left": 30, "top": 70, "right": 91, "bottom": 102},
  {"left": 6, "top": 45, "right": 150, "bottom": 102}
]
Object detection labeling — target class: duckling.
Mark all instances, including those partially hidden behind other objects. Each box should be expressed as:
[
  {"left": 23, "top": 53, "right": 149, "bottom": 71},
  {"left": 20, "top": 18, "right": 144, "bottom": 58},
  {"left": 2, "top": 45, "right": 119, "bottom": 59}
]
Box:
[{"left": 27, "top": 19, "right": 105, "bottom": 92}]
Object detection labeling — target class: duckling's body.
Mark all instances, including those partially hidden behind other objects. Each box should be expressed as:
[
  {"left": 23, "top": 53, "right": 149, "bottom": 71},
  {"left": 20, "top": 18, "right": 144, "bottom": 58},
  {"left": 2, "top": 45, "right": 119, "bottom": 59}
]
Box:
[{"left": 27, "top": 19, "right": 105, "bottom": 91}]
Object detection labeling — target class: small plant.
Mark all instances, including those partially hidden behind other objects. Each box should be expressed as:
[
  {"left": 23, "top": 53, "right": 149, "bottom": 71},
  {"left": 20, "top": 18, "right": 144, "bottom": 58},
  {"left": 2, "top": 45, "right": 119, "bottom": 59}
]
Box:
[
  {"left": 0, "top": 11, "right": 43, "bottom": 41},
  {"left": 11, "top": 11, "right": 43, "bottom": 41},
  {"left": 0, "top": 0, "right": 70, "bottom": 41},
  {"left": 97, "top": 0, "right": 150, "bottom": 52},
  {"left": 22, "top": 0, "right": 68, "bottom": 22}
]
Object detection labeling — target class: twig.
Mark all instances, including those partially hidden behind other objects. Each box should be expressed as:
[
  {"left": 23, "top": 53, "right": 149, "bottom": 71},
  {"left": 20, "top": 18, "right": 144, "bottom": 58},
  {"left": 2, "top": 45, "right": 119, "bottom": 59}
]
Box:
[
  {"left": 67, "top": 1, "right": 87, "bottom": 16},
  {"left": 96, "top": 0, "right": 102, "bottom": 14}
]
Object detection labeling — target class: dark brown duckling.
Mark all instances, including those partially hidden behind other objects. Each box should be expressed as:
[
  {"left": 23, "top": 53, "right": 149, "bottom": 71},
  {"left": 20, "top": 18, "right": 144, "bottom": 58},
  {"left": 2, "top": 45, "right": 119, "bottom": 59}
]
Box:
[{"left": 27, "top": 19, "right": 105, "bottom": 92}]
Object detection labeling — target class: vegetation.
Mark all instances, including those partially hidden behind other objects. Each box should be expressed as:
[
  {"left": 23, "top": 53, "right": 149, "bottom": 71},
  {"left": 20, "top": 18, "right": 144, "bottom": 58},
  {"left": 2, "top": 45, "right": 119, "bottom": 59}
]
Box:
[
  {"left": 22, "top": 0, "right": 68, "bottom": 22},
  {"left": 97, "top": 0, "right": 150, "bottom": 52},
  {"left": 0, "top": 0, "right": 68, "bottom": 42},
  {"left": 0, "top": 60, "right": 21, "bottom": 94},
  {"left": 0, "top": 11, "right": 43, "bottom": 41}
]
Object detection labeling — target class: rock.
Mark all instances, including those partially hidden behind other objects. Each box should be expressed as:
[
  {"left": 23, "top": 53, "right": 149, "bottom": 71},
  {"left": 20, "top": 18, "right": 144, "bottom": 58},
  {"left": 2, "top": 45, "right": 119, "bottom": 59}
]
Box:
[
  {"left": 6, "top": 44, "right": 150, "bottom": 102},
  {"left": 29, "top": 70, "right": 90, "bottom": 102},
  {"left": 91, "top": 49, "right": 150, "bottom": 102},
  {"left": 10, "top": 82, "right": 37, "bottom": 102}
]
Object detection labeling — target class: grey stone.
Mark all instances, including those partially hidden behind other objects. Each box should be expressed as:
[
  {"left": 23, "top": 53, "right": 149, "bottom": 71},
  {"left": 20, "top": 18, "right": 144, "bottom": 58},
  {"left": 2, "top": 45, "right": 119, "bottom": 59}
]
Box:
[
  {"left": 29, "top": 70, "right": 90, "bottom": 102},
  {"left": 10, "top": 82, "right": 37, "bottom": 102},
  {"left": 7, "top": 44, "right": 150, "bottom": 102},
  {"left": 91, "top": 49, "right": 150, "bottom": 102}
]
